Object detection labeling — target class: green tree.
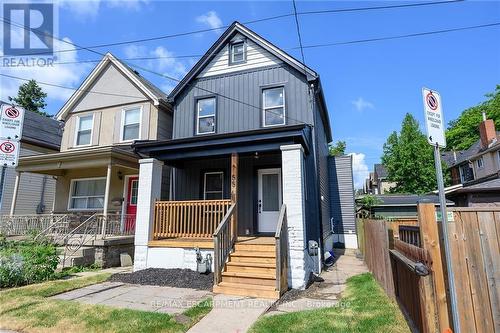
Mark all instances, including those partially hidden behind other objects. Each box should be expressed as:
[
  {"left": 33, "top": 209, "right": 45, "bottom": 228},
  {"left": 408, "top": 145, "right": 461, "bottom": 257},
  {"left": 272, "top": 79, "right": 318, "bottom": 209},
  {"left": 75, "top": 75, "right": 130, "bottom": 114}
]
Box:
[
  {"left": 8, "top": 80, "right": 48, "bottom": 116},
  {"left": 446, "top": 85, "right": 500, "bottom": 150},
  {"left": 381, "top": 113, "right": 449, "bottom": 194},
  {"left": 329, "top": 140, "right": 346, "bottom": 156},
  {"left": 358, "top": 195, "right": 382, "bottom": 218}
]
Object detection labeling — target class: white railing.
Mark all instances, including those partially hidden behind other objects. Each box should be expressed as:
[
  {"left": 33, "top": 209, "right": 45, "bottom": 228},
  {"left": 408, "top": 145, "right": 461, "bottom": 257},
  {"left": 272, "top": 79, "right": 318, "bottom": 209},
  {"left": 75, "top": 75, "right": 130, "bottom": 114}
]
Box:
[
  {"left": 0, "top": 214, "right": 68, "bottom": 236},
  {"left": 275, "top": 204, "right": 288, "bottom": 295},
  {"left": 96, "top": 213, "right": 136, "bottom": 238}
]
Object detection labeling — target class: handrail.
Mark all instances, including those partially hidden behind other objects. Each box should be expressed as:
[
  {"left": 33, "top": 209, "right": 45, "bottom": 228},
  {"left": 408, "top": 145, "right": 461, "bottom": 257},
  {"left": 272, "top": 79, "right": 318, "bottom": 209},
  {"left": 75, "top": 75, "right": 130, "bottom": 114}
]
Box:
[
  {"left": 34, "top": 214, "right": 69, "bottom": 241},
  {"left": 61, "top": 213, "right": 98, "bottom": 268},
  {"left": 275, "top": 204, "right": 288, "bottom": 294},
  {"left": 213, "top": 204, "right": 237, "bottom": 285}
]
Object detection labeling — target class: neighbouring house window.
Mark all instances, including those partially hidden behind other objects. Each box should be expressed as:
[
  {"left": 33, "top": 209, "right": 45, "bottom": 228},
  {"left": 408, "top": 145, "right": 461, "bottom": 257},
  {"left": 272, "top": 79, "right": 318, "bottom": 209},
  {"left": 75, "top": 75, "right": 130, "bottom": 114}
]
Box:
[
  {"left": 69, "top": 178, "right": 106, "bottom": 210},
  {"left": 476, "top": 157, "right": 484, "bottom": 169},
  {"left": 129, "top": 179, "right": 138, "bottom": 205},
  {"left": 230, "top": 41, "right": 245, "bottom": 64},
  {"left": 197, "top": 97, "right": 216, "bottom": 134},
  {"left": 262, "top": 87, "right": 285, "bottom": 127},
  {"left": 122, "top": 108, "right": 141, "bottom": 141},
  {"left": 204, "top": 172, "right": 223, "bottom": 200},
  {"left": 459, "top": 164, "right": 474, "bottom": 183},
  {"left": 497, "top": 151, "right": 500, "bottom": 168},
  {"left": 75, "top": 114, "right": 93, "bottom": 146}
]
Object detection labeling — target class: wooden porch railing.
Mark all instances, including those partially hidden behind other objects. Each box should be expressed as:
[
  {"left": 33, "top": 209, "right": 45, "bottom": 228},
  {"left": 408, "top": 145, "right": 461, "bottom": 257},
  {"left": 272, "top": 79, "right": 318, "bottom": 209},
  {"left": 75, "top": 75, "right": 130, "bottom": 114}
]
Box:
[
  {"left": 275, "top": 204, "right": 288, "bottom": 294},
  {"left": 213, "top": 203, "right": 237, "bottom": 284},
  {"left": 399, "top": 225, "right": 421, "bottom": 247},
  {"left": 153, "top": 199, "right": 231, "bottom": 239}
]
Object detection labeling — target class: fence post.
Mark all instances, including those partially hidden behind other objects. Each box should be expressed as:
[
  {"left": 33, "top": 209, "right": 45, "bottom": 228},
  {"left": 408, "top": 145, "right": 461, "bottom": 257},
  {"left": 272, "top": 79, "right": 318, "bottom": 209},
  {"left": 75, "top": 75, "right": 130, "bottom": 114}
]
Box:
[
  {"left": 417, "top": 203, "right": 450, "bottom": 332},
  {"left": 419, "top": 274, "right": 439, "bottom": 333}
]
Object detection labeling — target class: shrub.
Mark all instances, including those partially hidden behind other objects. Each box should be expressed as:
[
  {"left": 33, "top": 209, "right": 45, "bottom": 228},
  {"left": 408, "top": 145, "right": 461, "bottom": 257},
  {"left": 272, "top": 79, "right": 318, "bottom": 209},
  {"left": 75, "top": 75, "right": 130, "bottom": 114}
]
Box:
[{"left": 0, "top": 238, "right": 59, "bottom": 288}]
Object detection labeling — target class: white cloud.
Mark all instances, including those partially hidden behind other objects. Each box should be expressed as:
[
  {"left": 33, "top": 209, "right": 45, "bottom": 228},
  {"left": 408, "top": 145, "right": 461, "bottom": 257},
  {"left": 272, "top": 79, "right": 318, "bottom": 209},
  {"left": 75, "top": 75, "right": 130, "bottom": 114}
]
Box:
[
  {"left": 351, "top": 97, "right": 374, "bottom": 112},
  {"left": 123, "top": 44, "right": 187, "bottom": 94},
  {"left": 349, "top": 153, "right": 370, "bottom": 190},
  {"left": 196, "top": 11, "right": 223, "bottom": 32},
  {"left": 0, "top": 32, "right": 91, "bottom": 108},
  {"left": 58, "top": 0, "right": 148, "bottom": 19}
]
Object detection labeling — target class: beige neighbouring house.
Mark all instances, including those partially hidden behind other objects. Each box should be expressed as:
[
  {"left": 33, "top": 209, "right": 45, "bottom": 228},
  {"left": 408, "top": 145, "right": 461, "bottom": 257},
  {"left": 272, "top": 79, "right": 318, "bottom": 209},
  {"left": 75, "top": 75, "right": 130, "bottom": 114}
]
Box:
[{"left": 11, "top": 53, "right": 172, "bottom": 237}]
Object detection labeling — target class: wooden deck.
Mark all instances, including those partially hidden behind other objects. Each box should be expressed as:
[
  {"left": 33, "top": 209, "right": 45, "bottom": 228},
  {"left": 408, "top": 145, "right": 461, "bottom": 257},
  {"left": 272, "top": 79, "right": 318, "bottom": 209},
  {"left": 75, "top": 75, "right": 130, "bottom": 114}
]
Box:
[{"left": 148, "top": 236, "right": 275, "bottom": 249}]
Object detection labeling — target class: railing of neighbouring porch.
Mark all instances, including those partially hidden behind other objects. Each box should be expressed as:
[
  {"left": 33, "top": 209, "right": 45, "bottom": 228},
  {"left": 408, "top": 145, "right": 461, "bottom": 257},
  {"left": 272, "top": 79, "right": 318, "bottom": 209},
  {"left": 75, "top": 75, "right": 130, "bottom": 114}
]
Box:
[
  {"left": 275, "top": 204, "right": 288, "bottom": 294},
  {"left": 0, "top": 214, "right": 69, "bottom": 236},
  {"left": 213, "top": 203, "right": 237, "bottom": 284},
  {"left": 153, "top": 200, "right": 232, "bottom": 239}
]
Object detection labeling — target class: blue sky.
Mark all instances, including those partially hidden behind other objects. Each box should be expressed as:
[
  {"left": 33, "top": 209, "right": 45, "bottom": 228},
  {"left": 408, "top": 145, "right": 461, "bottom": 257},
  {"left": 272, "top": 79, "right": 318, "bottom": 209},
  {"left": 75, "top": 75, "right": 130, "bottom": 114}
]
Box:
[{"left": 1, "top": 0, "right": 499, "bottom": 187}]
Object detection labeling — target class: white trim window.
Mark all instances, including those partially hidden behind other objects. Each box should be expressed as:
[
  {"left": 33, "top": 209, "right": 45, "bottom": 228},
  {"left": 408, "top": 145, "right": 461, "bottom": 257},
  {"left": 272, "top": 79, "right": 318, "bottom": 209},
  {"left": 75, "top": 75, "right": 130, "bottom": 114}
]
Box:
[
  {"left": 204, "top": 172, "right": 223, "bottom": 200},
  {"left": 69, "top": 178, "right": 106, "bottom": 210},
  {"left": 75, "top": 114, "right": 94, "bottom": 146},
  {"left": 262, "top": 87, "right": 285, "bottom": 127},
  {"left": 121, "top": 107, "right": 142, "bottom": 142},
  {"left": 196, "top": 97, "right": 216, "bottom": 134},
  {"left": 476, "top": 157, "right": 484, "bottom": 169},
  {"left": 230, "top": 41, "right": 245, "bottom": 64}
]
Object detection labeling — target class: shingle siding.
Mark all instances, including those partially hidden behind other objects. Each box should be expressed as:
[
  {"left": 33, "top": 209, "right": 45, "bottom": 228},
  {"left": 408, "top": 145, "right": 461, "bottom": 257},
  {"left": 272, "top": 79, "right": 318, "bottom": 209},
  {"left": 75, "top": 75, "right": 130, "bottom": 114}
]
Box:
[{"left": 328, "top": 156, "right": 356, "bottom": 234}]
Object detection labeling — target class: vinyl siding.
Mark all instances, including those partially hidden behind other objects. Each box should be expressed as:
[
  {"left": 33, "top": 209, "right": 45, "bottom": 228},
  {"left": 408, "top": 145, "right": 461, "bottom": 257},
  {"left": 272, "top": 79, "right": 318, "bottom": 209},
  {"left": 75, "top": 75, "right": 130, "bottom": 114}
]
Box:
[
  {"left": 198, "top": 33, "right": 282, "bottom": 78},
  {"left": 315, "top": 101, "right": 331, "bottom": 239},
  {"left": 328, "top": 156, "right": 356, "bottom": 234},
  {"left": 1, "top": 145, "right": 56, "bottom": 215},
  {"left": 173, "top": 64, "right": 312, "bottom": 139}
]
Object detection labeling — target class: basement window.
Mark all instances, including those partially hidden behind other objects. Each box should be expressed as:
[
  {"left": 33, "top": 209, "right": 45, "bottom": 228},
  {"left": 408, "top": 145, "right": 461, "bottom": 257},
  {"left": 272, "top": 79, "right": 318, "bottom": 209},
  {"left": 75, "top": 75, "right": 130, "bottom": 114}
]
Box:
[{"left": 204, "top": 172, "right": 223, "bottom": 200}]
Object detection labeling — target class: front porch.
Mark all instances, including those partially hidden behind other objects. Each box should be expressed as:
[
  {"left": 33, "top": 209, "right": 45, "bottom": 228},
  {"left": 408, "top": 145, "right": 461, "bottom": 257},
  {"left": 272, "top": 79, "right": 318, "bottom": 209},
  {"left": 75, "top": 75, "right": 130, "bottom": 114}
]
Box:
[{"left": 133, "top": 125, "right": 318, "bottom": 297}]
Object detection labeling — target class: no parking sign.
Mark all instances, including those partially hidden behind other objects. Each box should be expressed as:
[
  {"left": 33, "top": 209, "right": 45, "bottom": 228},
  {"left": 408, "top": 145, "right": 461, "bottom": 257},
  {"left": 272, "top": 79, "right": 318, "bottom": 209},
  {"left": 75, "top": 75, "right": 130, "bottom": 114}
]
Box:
[
  {"left": 0, "top": 140, "right": 20, "bottom": 167},
  {"left": 0, "top": 104, "right": 24, "bottom": 140}
]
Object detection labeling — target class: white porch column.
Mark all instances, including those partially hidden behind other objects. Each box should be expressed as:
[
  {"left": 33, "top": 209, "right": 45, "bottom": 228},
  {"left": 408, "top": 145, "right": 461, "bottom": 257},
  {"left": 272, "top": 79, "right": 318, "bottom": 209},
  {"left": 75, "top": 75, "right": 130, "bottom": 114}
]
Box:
[
  {"left": 280, "top": 144, "right": 310, "bottom": 289},
  {"left": 9, "top": 171, "right": 21, "bottom": 216},
  {"left": 101, "top": 164, "right": 112, "bottom": 237},
  {"left": 134, "top": 158, "right": 163, "bottom": 271}
]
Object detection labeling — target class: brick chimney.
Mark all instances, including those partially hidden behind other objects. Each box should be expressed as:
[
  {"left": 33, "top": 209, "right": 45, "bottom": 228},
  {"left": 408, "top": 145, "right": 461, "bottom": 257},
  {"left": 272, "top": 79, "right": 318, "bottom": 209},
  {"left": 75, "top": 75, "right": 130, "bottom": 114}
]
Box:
[{"left": 479, "top": 112, "right": 496, "bottom": 148}]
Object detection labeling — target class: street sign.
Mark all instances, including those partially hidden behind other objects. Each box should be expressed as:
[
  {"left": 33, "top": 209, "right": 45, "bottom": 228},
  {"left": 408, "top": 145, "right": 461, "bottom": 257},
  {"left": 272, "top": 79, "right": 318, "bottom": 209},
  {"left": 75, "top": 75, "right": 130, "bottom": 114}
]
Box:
[
  {"left": 0, "top": 103, "right": 25, "bottom": 140},
  {"left": 0, "top": 140, "right": 20, "bottom": 167},
  {"left": 422, "top": 87, "right": 446, "bottom": 148}
]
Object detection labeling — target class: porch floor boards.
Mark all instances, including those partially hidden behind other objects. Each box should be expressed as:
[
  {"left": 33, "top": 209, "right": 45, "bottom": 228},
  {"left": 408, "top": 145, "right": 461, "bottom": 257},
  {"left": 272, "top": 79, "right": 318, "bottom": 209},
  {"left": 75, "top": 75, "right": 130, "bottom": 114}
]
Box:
[{"left": 148, "top": 236, "right": 275, "bottom": 249}]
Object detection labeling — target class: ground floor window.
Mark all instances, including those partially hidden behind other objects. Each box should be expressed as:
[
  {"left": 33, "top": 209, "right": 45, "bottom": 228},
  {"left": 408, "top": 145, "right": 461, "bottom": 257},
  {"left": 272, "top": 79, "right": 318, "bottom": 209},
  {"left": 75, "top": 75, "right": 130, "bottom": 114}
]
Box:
[
  {"left": 204, "top": 172, "right": 223, "bottom": 199},
  {"left": 69, "top": 178, "right": 106, "bottom": 209}
]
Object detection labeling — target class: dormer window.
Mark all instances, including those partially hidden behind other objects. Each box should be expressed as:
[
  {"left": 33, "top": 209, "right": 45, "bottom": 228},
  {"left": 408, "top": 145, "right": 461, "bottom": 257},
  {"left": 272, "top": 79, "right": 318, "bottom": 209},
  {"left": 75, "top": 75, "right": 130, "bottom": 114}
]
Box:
[
  {"left": 476, "top": 157, "right": 484, "bottom": 169},
  {"left": 229, "top": 41, "right": 246, "bottom": 65}
]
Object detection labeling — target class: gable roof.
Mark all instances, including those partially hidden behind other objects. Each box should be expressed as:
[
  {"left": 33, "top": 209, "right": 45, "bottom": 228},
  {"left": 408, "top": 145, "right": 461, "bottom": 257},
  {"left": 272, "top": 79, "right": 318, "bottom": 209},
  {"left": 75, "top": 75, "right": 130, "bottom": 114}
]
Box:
[
  {"left": 56, "top": 53, "right": 168, "bottom": 121},
  {"left": 169, "top": 21, "right": 318, "bottom": 100}
]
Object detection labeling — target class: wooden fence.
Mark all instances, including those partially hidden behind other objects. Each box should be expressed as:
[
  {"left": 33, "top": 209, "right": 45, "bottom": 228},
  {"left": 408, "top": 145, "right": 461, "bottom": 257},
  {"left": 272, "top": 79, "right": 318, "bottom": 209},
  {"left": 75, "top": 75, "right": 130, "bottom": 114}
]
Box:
[{"left": 360, "top": 204, "right": 500, "bottom": 333}]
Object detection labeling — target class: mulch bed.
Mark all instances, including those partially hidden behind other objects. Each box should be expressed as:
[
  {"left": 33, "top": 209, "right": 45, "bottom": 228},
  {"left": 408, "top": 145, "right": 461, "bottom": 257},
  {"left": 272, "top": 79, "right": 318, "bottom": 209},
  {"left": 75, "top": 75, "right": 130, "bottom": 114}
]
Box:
[{"left": 109, "top": 268, "right": 214, "bottom": 291}]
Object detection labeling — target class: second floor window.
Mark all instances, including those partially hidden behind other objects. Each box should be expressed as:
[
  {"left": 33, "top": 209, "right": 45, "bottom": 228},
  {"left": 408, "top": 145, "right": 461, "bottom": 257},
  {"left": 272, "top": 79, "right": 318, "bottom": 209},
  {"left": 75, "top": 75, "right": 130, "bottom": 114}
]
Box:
[
  {"left": 197, "top": 97, "right": 216, "bottom": 134},
  {"left": 122, "top": 108, "right": 141, "bottom": 141},
  {"left": 75, "top": 114, "right": 93, "bottom": 146},
  {"left": 459, "top": 164, "right": 474, "bottom": 183},
  {"left": 476, "top": 157, "right": 484, "bottom": 169},
  {"left": 263, "top": 87, "right": 285, "bottom": 127}
]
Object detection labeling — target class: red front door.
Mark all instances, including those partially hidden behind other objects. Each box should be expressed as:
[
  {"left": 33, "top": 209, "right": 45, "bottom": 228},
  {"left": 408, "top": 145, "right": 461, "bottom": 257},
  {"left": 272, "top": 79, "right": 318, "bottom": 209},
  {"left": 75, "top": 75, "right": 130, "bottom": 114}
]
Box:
[{"left": 126, "top": 176, "right": 139, "bottom": 231}]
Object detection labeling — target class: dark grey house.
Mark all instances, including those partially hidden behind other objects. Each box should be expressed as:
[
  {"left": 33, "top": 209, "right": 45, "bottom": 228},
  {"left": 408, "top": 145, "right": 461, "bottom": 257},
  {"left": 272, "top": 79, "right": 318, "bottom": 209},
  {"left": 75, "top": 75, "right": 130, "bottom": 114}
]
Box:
[
  {"left": 132, "top": 22, "right": 333, "bottom": 298},
  {"left": 0, "top": 103, "right": 62, "bottom": 215}
]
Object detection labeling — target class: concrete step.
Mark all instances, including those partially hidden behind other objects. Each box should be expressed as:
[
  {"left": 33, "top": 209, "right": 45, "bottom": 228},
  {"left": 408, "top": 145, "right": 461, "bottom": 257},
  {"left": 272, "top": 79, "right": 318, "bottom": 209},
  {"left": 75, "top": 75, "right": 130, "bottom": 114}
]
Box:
[
  {"left": 57, "top": 246, "right": 95, "bottom": 258},
  {"left": 214, "top": 282, "right": 279, "bottom": 299}
]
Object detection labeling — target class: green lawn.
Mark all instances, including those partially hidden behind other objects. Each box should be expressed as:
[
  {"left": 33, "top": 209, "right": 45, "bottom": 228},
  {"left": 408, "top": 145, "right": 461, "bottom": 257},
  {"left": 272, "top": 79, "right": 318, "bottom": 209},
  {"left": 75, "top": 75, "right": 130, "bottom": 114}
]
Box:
[
  {"left": 0, "top": 273, "right": 212, "bottom": 333},
  {"left": 250, "top": 273, "right": 410, "bottom": 333}
]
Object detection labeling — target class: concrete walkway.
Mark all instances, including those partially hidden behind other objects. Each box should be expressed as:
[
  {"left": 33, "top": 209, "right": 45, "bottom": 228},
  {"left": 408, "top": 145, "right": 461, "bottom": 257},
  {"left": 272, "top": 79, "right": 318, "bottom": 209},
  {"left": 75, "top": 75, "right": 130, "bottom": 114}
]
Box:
[
  {"left": 52, "top": 281, "right": 211, "bottom": 314},
  {"left": 187, "top": 294, "right": 274, "bottom": 333},
  {"left": 267, "top": 249, "right": 368, "bottom": 316}
]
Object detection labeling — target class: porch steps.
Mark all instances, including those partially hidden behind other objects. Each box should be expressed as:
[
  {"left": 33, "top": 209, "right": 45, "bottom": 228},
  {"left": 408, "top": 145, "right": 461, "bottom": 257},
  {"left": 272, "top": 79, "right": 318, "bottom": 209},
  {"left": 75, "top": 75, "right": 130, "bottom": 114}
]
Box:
[
  {"left": 57, "top": 246, "right": 96, "bottom": 269},
  {"left": 213, "top": 237, "right": 280, "bottom": 299}
]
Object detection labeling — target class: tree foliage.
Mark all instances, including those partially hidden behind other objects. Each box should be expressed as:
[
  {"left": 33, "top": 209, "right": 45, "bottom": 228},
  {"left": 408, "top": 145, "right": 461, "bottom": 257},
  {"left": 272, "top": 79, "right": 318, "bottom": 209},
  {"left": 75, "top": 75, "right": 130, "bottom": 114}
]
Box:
[
  {"left": 8, "top": 80, "right": 48, "bottom": 116},
  {"left": 382, "top": 113, "right": 449, "bottom": 194},
  {"left": 446, "top": 85, "right": 500, "bottom": 150},
  {"left": 329, "top": 140, "right": 346, "bottom": 156}
]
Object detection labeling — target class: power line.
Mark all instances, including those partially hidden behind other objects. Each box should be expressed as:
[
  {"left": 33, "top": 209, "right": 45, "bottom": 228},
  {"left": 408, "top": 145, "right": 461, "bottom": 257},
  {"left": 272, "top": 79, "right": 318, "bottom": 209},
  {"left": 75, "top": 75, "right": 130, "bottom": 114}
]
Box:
[{"left": 0, "top": 0, "right": 464, "bottom": 58}]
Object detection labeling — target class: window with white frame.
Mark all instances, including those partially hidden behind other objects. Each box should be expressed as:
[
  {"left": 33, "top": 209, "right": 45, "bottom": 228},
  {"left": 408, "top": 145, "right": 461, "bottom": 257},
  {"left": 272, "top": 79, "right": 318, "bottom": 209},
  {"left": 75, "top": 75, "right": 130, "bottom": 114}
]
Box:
[
  {"left": 230, "top": 41, "right": 245, "bottom": 64},
  {"left": 262, "top": 87, "right": 285, "bottom": 127},
  {"left": 69, "top": 178, "right": 106, "bottom": 210},
  {"left": 204, "top": 172, "right": 223, "bottom": 200},
  {"left": 75, "top": 114, "right": 93, "bottom": 146},
  {"left": 476, "top": 157, "right": 484, "bottom": 169},
  {"left": 122, "top": 108, "right": 141, "bottom": 141},
  {"left": 196, "top": 97, "right": 216, "bottom": 134}
]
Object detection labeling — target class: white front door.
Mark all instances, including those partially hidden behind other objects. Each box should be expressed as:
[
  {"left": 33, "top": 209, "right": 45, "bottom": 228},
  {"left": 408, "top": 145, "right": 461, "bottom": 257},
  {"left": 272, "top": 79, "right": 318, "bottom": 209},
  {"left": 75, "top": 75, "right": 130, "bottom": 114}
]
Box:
[{"left": 257, "top": 168, "right": 282, "bottom": 233}]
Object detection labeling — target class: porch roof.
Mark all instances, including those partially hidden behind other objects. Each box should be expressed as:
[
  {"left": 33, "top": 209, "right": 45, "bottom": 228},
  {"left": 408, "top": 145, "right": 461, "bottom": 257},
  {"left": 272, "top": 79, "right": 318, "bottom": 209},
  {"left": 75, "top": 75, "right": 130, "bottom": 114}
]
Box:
[
  {"left": 17, "top": 146, "right": 139, "bottom": 175},
  {"left": 133, "top": 124, "right": 312, "bottom": 162}
]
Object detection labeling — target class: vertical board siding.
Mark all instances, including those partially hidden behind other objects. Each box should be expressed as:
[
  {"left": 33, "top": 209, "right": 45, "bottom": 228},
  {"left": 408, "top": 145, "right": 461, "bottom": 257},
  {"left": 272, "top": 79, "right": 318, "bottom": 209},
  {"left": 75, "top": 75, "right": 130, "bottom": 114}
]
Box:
[
  {"left": 173, "top": 65, "right": 310, "bottom": 139},
  {"left": 329, "top": 156, "right": 356, "bottom": 234}
]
